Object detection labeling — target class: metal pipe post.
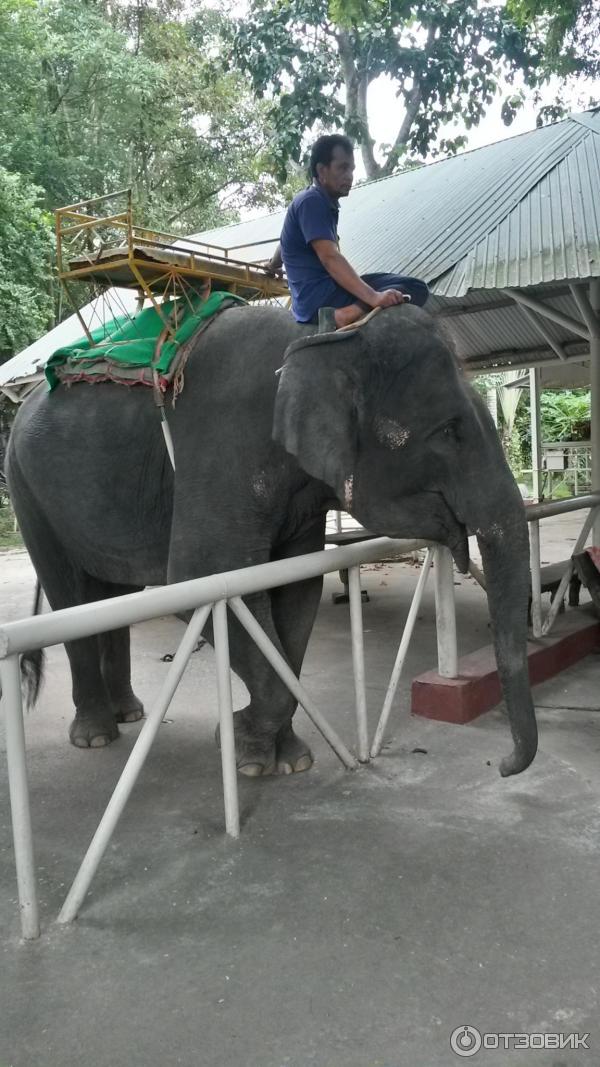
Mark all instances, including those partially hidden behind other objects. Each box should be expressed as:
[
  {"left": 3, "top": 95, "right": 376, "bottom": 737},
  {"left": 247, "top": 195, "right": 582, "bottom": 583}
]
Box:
[
  {"left": 228, "top": 596, "right": 358, "bottom": 769},
  {"left": 433, "top": 547, "right": 458, "bottom": 678},
  {"left": 529, "top": 519, "right": 543, "bottom": 638},
  {"left": 371, "top": 548, "right": 433, "bottom": 758},
  {"left": 525, "top": 493, "right": 600, "bottom": 521},
  {"left": 590, "top": 280, "right": 600, "bottom": 545},
  {"left": 57, "top": 603, "right": 212, "bottom": 925},
  {"left": 529, "top": 367, "right": 543, "bottom": 502},
  {"left": 348, "top": 566, "right": 369, "bottom": 762},
  {"left": 0, "top": 656, "right": 39, "bottom": 940},
  {"left": 212, "top": 600, "right": 240, "bottom": 839}
]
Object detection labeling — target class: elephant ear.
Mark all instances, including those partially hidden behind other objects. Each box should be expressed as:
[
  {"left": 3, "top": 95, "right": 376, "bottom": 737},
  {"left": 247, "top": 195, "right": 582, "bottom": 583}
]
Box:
[{"left": 273, "top": 328, "right": 365, "bottom": 504}]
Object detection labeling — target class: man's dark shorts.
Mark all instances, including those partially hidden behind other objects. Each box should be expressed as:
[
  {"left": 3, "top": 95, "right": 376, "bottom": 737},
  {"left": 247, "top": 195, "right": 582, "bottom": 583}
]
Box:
[{"left": 307, "top": 272, "right": 429, "bottom": 324}]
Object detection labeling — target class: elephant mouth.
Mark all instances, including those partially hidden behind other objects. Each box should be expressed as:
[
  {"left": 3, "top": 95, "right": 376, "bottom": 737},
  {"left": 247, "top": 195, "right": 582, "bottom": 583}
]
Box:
[{"left": 451, "top": 529, "right": 469, "bottom": 573}]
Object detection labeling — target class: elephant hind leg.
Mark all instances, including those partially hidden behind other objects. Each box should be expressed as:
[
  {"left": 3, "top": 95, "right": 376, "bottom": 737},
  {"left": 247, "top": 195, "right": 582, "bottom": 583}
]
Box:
[
  {"left": 67, "top": 579, "right": 145, "bottom": 746},
  {"left": 96, "top": 584, "right": 145, "bottom": 724},
  {"left": 8, "top": 468, "right": 114, "bottom": 746}
]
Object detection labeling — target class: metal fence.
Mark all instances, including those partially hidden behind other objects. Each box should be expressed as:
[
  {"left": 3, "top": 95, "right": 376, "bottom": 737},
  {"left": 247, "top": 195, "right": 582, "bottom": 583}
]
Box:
[{"left": 0, "top": 537, "right": 459, "bottom": 940}]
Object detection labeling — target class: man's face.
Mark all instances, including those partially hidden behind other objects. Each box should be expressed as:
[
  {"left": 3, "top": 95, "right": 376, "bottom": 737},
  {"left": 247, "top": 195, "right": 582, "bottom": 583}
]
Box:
[{"left": 316, "top": 146, "right": 355, "bottom": 199}]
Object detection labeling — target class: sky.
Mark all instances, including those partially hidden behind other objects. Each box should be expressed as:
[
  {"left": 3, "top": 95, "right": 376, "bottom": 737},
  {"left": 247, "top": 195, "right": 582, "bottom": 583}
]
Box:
[{"left": 362, "top": 72, "right": 599, "bottom": 179}]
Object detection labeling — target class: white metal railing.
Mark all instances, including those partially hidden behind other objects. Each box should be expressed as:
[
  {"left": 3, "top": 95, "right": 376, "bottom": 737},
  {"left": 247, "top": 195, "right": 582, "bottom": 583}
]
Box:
[
  {"left": 526, "top": 493, "right": 600, "bottom": 638},
  {"left": 0, "top": 538, "right": 458, "bottom": 939}
]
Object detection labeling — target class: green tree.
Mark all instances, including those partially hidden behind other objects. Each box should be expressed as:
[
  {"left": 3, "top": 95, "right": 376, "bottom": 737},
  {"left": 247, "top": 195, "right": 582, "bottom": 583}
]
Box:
[
  {"left": 0, "top": 0, "right": 278, "bottom": 234},
  {"left": 507, "top": 0, "right": 599, "bottom": 79},
  {"left": 0, "top": 0, "right": 284, "bottom": 372},
  {"left": 232, "top": 0, "right": 547, "bottom": 180},
  {"left": 0, "top": 167, "right": 54, "bottom": 364}
]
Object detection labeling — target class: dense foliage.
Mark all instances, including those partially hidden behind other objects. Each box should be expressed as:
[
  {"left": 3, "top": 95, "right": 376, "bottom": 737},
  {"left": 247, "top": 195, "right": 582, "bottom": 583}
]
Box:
[
  {"left": 0, "top": 0, "right": 280, "bottom": 228},
  {"left": 508, "top": 0, "right": 599, "bottom": 79},
  {"left": 0, "top": 0, "right": 282, "bottom": 366},
  {"left": 511, "top": 389, "right": 590, "bottom": 477},
  {"left": 0, "top": 167, "right": 54, "bottom": 361}
]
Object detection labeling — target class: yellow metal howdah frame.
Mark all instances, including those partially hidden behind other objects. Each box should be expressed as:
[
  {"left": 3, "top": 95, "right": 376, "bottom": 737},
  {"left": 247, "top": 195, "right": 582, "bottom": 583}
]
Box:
[{"left": 55, "top": 189, "right": 288, "bottom": 345}]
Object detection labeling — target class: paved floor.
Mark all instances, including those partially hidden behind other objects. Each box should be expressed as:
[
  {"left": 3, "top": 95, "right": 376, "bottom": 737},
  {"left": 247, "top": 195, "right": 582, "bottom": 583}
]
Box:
[{"left": 1, "top": 520, "right": 599, "bottom": 1067}]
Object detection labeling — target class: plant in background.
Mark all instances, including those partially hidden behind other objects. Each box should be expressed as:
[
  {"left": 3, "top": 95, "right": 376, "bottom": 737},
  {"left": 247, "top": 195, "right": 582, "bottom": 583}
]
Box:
[
  {"left": 540, "top": 390, "right": 591, "bottom": 442},
  {"left": 0, "top": 166, "right": 54, "bottom": 365}
]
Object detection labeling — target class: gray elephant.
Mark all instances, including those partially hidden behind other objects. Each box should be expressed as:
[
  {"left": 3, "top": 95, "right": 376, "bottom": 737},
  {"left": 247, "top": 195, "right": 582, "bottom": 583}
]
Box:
[{"left": 6, "top": 303, "right": 537, "bottom": 777}]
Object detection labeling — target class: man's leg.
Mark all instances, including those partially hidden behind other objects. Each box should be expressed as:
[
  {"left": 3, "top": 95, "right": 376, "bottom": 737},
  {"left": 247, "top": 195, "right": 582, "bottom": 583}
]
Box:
[{"left": 311, "top": 272, "right": 429, "bottom": 329}]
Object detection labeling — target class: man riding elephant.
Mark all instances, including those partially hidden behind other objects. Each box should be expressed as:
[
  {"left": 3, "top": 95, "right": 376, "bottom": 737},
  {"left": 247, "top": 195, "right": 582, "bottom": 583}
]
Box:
[{"left": 267, "top": 134, "right": 429, "bottom": 328}]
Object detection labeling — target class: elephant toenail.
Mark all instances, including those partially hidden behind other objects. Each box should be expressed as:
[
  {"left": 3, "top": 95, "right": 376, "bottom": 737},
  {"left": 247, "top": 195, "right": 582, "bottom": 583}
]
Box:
[
  {"left": 238, "top": 763, "right": 264, "bottom": 778},
  {"left": 294, "top": 755, "right": 313, "bottom": 772}
]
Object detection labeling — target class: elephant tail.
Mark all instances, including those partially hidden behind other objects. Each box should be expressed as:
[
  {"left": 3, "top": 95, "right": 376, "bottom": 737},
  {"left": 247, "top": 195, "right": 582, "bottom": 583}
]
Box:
[{"left": 20, "top": 580, "right": 45, "bottom": 708}]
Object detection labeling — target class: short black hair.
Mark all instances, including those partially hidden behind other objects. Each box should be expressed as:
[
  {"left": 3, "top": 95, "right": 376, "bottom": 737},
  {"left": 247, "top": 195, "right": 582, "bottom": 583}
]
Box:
[{"left": 309, "top": 134, "right": 354, "bottom": 179}]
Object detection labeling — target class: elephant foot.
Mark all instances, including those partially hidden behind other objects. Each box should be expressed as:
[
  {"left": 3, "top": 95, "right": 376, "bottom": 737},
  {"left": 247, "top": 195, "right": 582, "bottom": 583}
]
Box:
[
  {"left": 69, "top": 712, "right": 119, "bottom": 749},
  {"left": 215, "top": 713, "right": 313, "bottom": 778},
  {"left": 275, "top": 723, "right": 313, "bottom": 775},
  {"left": 114, "top": 693, "right": 144, "bottom": 724}
]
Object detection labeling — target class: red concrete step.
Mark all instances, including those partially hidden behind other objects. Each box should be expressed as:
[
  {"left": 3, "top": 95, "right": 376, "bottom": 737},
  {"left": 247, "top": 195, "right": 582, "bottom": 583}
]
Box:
[{"left": 411, "top": 608, "right": 600, "bottom": 725}]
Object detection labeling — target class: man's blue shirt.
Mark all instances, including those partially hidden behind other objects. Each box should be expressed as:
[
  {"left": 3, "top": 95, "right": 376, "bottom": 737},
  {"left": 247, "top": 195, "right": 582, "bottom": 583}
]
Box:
[{"left": 280, "top": 184, "right": 340, "bottom": 323}]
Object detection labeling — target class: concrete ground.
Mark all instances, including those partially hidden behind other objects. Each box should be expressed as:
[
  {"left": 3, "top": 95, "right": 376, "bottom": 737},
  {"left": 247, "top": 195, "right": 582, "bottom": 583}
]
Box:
[{"left": 1, "top": 517, "right": 599, "bottom": 1067}]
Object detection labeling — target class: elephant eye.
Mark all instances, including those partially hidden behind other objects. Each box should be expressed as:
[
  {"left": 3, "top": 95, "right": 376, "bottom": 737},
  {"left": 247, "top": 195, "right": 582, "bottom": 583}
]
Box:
[{"left": 441, "top": 417, "right": 461, "bottom": 441}]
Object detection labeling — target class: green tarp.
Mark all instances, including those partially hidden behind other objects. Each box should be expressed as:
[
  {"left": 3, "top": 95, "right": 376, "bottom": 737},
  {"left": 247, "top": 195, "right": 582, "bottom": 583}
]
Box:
[{"left": 45, "top": 289, "right": 246, "bottom": 390}]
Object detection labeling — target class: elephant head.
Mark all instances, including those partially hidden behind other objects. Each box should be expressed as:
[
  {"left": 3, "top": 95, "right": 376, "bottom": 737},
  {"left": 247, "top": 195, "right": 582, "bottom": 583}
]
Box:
[{"left": 273, "top": 304, "right": 537, "bottom": 778}]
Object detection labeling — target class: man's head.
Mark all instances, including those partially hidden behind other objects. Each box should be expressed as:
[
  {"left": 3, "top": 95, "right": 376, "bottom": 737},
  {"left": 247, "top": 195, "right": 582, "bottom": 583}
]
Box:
[{"left": 310, "top": 134, "right": 355, "bottom": 199}]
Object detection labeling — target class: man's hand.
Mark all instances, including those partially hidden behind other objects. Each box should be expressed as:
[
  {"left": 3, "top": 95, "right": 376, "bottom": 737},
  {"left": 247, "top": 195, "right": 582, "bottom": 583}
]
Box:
[
  {"left": 264, "top": 243, "right": 283, "bottom": 277},
  {"left": 371, "top": 289, "right": 409, "bottom": 308}
]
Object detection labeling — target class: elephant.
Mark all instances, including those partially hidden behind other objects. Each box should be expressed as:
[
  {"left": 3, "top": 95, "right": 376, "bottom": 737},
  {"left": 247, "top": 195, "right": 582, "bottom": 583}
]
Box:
[{"left": 6, "top": 302, "right": 537, "bottom": 777}]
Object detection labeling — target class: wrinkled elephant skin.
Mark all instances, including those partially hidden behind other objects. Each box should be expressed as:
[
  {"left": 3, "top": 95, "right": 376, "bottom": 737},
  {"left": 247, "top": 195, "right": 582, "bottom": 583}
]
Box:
[{"left": 7, "top": 304, "right": 537, "bottom": 776}]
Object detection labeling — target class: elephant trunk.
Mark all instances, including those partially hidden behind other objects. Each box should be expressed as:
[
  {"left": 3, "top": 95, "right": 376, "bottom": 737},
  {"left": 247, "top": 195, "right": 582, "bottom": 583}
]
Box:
[{"left": 475, "top": 502, "right": 537, "bottom": 776}]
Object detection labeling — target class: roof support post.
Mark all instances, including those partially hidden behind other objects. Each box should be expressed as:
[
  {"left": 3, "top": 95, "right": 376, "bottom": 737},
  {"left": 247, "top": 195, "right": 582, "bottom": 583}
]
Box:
[
  {"left": 502, "top": 288, "right": 590, "bottom": 341},
  {"left": 529, "top": 367, "right": 543, "bottom": 503},
  {"left": 519, "top": 304, "right": 568, "bottom": 361},
  {"left": 570, "top": 283, "right": 600, "bottom": 340},
  {"left": 590, "top": 280, "right": 600, "bottom": 545}
]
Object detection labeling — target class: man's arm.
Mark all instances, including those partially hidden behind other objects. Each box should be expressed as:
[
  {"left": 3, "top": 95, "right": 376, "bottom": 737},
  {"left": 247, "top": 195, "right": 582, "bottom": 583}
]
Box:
[
  {"left": 311, "top": 239, "right": 404, "bottom": 309},
  {"left": 265, "top": 243, "right": 283, "bottom": 276}
]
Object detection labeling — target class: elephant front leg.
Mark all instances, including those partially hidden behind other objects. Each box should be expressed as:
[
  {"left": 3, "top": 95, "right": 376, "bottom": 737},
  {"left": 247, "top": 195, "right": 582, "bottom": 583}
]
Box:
[{"left": 216, "top": 592, "right": 314, "bottom": 777}]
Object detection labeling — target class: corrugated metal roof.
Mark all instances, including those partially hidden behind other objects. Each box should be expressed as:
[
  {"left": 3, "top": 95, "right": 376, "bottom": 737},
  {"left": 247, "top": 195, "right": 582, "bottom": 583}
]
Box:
[
  {"left": 437, "top": 121, "right": 600, "bottom": 294},
  {"left": 2, "top": 109, "right": 599, "bottom": 391}
]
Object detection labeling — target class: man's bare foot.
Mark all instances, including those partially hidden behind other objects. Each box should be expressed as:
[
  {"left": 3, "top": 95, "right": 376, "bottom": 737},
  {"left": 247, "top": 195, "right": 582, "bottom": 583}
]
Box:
[{"left": 334, "top": 303, "right": 364, "bottom": 328}]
